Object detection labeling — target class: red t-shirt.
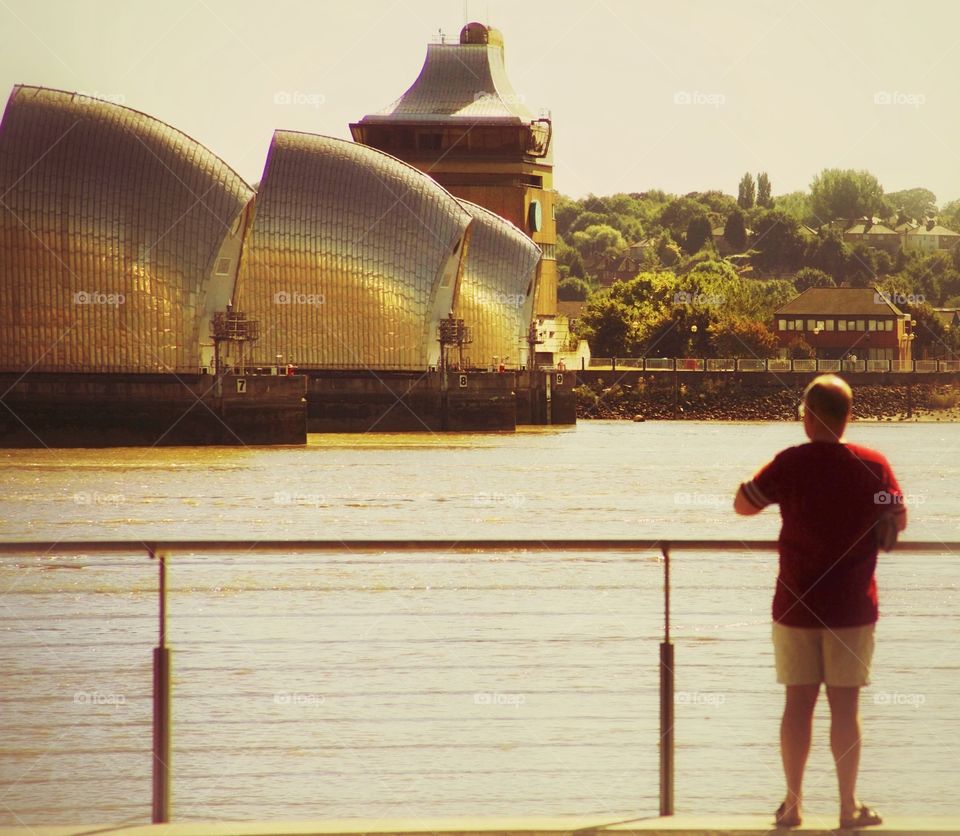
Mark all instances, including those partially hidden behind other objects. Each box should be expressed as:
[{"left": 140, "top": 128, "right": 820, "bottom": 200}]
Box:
[{"left": 741, "top": 441, "right": 904, "bottom": 628}]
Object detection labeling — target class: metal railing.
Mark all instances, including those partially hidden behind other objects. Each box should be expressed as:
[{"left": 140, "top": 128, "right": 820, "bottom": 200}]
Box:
[
  {"left": 585, "top": 358, "right": 959, "bottom": 373},
  {"left": 1, "top": 538, "right": 954, "bottom": 824}
]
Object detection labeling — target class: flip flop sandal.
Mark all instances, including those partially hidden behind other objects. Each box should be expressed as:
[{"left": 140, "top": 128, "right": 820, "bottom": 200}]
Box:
[
  {"left": 775, "top": 801, "right": 802, "bottom": 828},
  {"left": 840, "top": 804, "right": 883, "bottom": 828}
]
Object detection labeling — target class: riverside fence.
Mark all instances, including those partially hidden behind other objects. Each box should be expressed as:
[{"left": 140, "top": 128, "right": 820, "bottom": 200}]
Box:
[
  {"left": 1, "top": 539, "right": 956, "bottom": 825},
  {"left": 584, "top": 358, "right": 960, "bottom": 373}
]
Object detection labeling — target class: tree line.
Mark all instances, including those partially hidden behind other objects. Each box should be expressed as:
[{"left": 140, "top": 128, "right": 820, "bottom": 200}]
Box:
[{"left": 555, "top": 168, "right": 960, "bottom": 359}]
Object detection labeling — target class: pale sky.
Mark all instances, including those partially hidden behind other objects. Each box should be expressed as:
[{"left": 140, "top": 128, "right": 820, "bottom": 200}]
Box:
[{"left": 2, "top": 0, "right": 958, "bottom": 204}]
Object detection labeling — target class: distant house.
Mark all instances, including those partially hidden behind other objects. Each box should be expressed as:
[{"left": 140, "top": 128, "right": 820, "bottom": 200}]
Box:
[
  {"left": 904, "top": 221, "right": 960, "bottom": 254},
  {"left": 710, "top": 226, "right": 729, "bottom": 254},
  {"left": 842, "top": 220, "right": 901, "bottom": 255},
  {"left": 711, "top": 224, "right": 753, "bottom": 256},
  {"left": 603, "top": 240, "right": 655, "bottom": 284},
  {"left": 822, "top": 216, "right": 959, "bottom": 255},
  {"left": 820, "top": 218, "right": 865, "bottom": 234},
  {"left": 773, "top": 286, "right": 912, "bottom": 363}
]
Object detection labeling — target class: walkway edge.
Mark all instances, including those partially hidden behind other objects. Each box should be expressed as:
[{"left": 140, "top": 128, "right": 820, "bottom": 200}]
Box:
[{"left": 3, "top": 814, "right": 960, "bottom": 836}]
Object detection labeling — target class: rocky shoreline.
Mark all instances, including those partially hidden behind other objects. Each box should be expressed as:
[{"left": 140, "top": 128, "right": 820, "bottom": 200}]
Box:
[{"left": 575, "top": 381, "right": 960, "bottom": 422}]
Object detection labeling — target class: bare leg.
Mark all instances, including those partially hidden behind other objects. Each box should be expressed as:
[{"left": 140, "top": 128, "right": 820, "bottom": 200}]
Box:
[
  {"left": 781, "top": 683, "right": 820, "bottom": 821},
  {"left": 826, "top": 685, "right": 862, "bottom": 820}
]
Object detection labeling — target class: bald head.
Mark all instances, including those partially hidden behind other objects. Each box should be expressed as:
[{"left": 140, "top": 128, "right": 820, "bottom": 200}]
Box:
[{"left": 803, "top": 374, "right": 852, "bottom": 439}]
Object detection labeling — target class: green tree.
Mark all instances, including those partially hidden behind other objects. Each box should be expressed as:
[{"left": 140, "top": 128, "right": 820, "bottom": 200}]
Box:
[
  {"left": 554, "top": 194, "right": 582, "bottom": 238},
  {"left": 733, "top": 279, "right": 798, "bottom": 322},
  {"left": 556, "top": 237, "right": 586, "bottom": 279},
  {"left": 657, "top": 196, "right": 711, "bottom": 241},
  {"left": 737, "top": 172, "right": 756, "bottom": 209},
  {"left": 709, "top": 316, "right": 779, "bottom": 358},
  {"left": 885, "top": 188, "right": 937, "bottom": 223},
  {"left": 576, "top": 296, "right": 637, "bottom": 357},
  {"left": 901, "top": 251, "right": 953, "bottom": 304},
  {"left": 941, "top": 199, "right": 960, "bottom": 232},
  {"left": 724, "top": 209, "right": 748, "bottom": 251},
  {"left": 794, "top": 267, "right": 836, "bottom": 291},
  {"left": 570, "top": 224, "right": 627, "bottom": 276},
  {"left": 786, "top": 337, "right": 816, "bottom": 359},
  {"left": 874, "top": 250, "right": 895, "bottom": 276},
  {"left": 894, "top": 248, "right": 910, "bottom": 273},
  {"left": 750, "top": 209, "right": 806, "bottom": 271},
  {"left": 809, "top": 168, "right": 885, "bottom": 222},
  {"left": 686, "top": 190, "right": 738, "bottom": 216},
  {"left": 846, "top": 244, "right": 879, "bottom": 288},
  {"left": 775, "top": 191, "right": 815, "bottom": 226},
  {"left": 609, "top": 271, "right": 683, "bottom": 312},
  {"left": 683, "top": 214, "right": 713, "bottom": 254},
  {"left": 939, "top": 268, "right": 960, "bottom": 304},
  {"left": 639, "top": 305, "right": 714, "bottom": 358},
  {"left": 557, "top": 276, "right": 591, "bottom": 301},
  {"left": 562, "top": 194, "right": 645, "bottom": 242},
  {"left": 756, "top": 172, "right": 773, "bottom": 208},
  {"left": 656, "top": 231, "right": 682, "bottom": 267},
  {"left": 569, "top": 210, "right": 611, "bottom": 235},
  {"left": 904, "top": 302, "right": 960, "bottom": 359},
  {"left": 804, "top": 229, "right": 849, "bottom": 278}
]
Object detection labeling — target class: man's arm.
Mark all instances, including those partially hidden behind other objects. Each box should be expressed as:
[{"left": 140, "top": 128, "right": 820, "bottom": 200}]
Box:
[
  {"left": 884, "top": 458, "right": 908, "bottom": 533},
  {"left": 734, "top": 461, "right": 777, "bottom": 517},
  {"left": 894, "top": 504, "right": 908, "bottom": 532},
  {"left": 734, "top": 484, "right": 763, "bottom": 516}
]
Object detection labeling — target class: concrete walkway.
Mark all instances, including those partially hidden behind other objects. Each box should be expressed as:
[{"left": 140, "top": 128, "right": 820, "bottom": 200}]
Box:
[{"left": 3, "top": 815, "right": 960, "bottom": 836}]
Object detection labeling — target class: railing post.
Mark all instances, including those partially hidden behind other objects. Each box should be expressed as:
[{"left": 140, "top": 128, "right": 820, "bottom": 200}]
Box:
[
  {"left": 659, "top": 543, "right": 674, "bottom": 816},
  {"left": 151, "top": 548, "right": 172, "bottom": 823}
]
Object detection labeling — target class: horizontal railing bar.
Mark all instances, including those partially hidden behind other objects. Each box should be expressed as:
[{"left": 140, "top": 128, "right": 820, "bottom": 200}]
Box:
[{"left": 0, "top": 539, "right": 955, "bottom": 554}]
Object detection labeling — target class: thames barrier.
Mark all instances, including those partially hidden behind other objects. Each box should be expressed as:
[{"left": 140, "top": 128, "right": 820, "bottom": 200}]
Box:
[{"left": 0, "top": 23, "right": 575, "bottom": 446}]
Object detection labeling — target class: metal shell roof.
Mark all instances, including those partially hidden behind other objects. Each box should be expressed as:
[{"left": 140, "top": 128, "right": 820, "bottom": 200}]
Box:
[
  {"left": 0, "top": 85, "right": 253, "bottom": 373},
  {"left": 358, "top": 42, "right": 536, "bottom": 124},
  {"left": 234, "top": 131, "right": 471, "bottom": 369},
  {"left": 454, "top": 199, "right": 540, "bottom": 366}
]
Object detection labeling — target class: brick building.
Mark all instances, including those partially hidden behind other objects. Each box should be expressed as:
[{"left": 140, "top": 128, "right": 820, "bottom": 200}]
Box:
[{"left": 774, "top": 287, "right": 913, "bottom": 364}]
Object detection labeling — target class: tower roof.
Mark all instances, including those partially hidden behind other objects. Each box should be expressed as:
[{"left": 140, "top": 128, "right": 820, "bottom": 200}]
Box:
[{"left": 357, "top": 23, "right": 536, "bottom": 125}]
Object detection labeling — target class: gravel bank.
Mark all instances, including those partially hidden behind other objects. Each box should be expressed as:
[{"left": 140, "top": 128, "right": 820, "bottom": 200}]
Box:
[{"left": 575, "top": 381, "right": 959, "bottom": 422}]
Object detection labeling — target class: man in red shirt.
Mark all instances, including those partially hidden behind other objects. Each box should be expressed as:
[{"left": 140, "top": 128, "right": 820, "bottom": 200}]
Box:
[{"left": 734, "top": 375, "right": 906, "bottom": 829}]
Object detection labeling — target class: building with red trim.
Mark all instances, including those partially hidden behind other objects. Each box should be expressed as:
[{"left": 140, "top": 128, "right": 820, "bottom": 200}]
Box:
[{"left": 773, "top": 287, "right": 913, "bottom": 364}]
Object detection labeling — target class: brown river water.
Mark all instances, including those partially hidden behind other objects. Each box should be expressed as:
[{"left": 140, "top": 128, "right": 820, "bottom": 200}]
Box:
[{"left": 1, "top": 420, "right": 958, "bottom": 825}]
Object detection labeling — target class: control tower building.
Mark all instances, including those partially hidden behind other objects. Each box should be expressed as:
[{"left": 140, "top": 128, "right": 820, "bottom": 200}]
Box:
[{"left": 351, "top": 22, "right": 558, "bottom": 363}]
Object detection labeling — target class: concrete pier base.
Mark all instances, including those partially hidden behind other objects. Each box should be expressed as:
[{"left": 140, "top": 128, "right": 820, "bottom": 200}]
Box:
[
  {"left": 0, "top": 372, "right": 307, "bottom": 447},
  {"left": 306, "top": 369, "right": 517, "bottom": 432},
  {"left": 0, "top": 367, "right": 578, "bottom": 445},
  {"left": 516, "top": 369, "right": 577, "bottom": 426},
  {"left": 305, "top": 369, "right": 577, "bottom": 432}
]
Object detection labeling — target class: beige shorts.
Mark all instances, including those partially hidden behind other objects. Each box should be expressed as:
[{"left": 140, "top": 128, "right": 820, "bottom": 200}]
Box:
[{"left": 772, "top": 622, "right": 875, "bottom": 687}]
